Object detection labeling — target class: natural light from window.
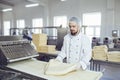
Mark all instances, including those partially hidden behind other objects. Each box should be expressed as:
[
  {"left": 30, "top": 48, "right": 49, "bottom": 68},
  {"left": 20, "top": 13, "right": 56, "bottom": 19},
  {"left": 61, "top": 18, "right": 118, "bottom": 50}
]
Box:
[
  {"left": 32, "top": 18, "right": 43, "bottom": 33},
  {"left": 83, "top": 12, "right": 101, "bottom": 26},
  {"left": 53, "top": 16, "right": 67, "bottom": 39},
  {"left": 4, "top": 21, "right": 10, "bottom": 35},
  {"left": 82, "top": 12, "right": 101, "bottom": 42},
  {"left": 16, "top": 19, "right": 25, "bottom": 28},
  {"left": 54, "top": 16, "right": 67, "bottom": 28}
]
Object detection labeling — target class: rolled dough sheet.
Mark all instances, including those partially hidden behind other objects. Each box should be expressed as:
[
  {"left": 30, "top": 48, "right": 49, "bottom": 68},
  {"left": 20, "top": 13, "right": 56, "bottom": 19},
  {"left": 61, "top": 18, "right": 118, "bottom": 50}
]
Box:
[
  {"left": 7, "top": 59, "right": 103, "bottom": 80},
  {"left": 45, "top": 59, "right": 77, "bottom": 75}
]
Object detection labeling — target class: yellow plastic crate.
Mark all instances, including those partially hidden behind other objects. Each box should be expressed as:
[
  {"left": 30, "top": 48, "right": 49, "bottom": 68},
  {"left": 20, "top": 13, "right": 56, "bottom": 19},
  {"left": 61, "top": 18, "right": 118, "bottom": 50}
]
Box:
[
  {"left": 32, "top": 34, "right": 47, "bottom": 46},
  {"left": 37, "top": 45, "right": 56, "bottom": 53}
]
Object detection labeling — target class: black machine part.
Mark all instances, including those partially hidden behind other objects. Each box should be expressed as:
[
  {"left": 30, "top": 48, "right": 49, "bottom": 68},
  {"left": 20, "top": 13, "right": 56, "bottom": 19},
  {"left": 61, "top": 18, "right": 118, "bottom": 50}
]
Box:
[
  {"left": 0, "top": 68, "right": 46, "bottom": 80},
  {"left": 56, "top": 28, "right": 68, "bottom": 50},
  {"left": 0, "top": 36, "right": 23, "bottom": 41},
  {"left": 0, "top": 49, "right": 8, "bottom": 66},
  {"left": 0, "top": 69, "right": 22, "bottom": 80}
]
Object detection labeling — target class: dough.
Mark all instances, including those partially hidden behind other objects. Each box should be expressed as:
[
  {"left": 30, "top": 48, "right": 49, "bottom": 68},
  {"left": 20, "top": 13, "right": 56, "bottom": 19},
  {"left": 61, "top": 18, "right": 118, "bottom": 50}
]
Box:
[
  {"left": 7, "top": 59, "right": 103, "bottom": 80},
  {"left": 45, "top": 59, "right": 78, "bottom": 76}
]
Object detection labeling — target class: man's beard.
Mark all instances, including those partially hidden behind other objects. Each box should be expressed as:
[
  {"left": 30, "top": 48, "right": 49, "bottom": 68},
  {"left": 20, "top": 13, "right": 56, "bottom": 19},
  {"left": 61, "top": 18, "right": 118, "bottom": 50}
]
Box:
[{"left": 71, "top": 31, "right": 78, "bottom": 35}]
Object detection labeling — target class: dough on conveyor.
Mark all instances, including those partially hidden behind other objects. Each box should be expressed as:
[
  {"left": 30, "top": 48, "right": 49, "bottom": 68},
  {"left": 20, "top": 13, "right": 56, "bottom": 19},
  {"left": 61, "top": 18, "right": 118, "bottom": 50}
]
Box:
[
  {"left": 7, "top": 59, "right": 103, "bottom": 80},
  {"left": 44, "top": 59, "right": 78, "bottom": 76}
]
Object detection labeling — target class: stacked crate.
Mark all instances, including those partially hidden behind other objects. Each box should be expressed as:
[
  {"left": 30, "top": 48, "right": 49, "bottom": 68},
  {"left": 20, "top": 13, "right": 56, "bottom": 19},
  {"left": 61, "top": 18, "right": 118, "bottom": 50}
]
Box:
[
  {"left": 107, "top": 51, "right": 120, "bottom": 62},
  {"left": 92, "top": 45, "right": 108, "bottom": 61},
  {"left": 92, "top": 45, "right": 120, "bottom": 62},
  {"left": 38, "top": 45, "right": 56, "bottom": 53},
  {"left": 32, "top": 34, "right": 56, "bottom": 53},
  {"left": 32, "top": 34, "right": 47, "bottom": 46}
]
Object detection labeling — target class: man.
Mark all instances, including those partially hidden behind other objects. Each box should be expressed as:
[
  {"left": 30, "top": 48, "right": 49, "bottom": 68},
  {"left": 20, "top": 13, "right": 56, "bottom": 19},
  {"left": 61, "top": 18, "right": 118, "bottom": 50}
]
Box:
[{"left": 56, "top": 17, "right": 92, "bottom": 70}]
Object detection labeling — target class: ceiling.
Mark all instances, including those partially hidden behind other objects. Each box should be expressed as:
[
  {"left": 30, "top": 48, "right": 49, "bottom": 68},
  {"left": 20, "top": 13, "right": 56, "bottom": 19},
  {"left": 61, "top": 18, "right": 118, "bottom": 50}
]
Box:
[{"left": 0, "top": 0, "right": 48, "bottom": 9}]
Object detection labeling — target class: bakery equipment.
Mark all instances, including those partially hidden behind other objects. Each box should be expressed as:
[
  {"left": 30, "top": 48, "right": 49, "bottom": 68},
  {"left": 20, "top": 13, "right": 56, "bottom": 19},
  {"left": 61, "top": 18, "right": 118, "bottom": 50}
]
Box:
[
  {"left": 0, "top": 36, "right": 46, "bottom": 80},
  {"left": 0, "top": 36, "right": 102, "bottom": 80},
  {"left": 0, "top": 40, "right": 38, "bottom": 66}
]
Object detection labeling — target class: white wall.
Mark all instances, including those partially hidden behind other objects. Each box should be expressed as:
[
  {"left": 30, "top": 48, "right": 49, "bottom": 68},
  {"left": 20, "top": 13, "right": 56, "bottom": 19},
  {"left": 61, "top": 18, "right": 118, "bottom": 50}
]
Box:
[
  {"left": 13, "top": 4, "right": 44, "bottom": 27},
  {"left": 48, "top": 0, "right": 120, "bottom": 40},
  {"left": 48, "top": 0, "right": 106, "bottom": 24},
  {"left": 1, "top": 0, "right": 120, "bottom": 39},
  {"left": 2, "top": 2, "right": 48, "bottom": 27},
  {"left": 0, "top": 11, "right": 3, "bottom": 35},
  {"left": 3, "top": 11, "right": 14, "bottom": 28},
  {"left": 48, "top": 0, "right": 80, "bottom": 26},
  {"left": 115, "top": 0, "right": 120, "bottom": 31}
]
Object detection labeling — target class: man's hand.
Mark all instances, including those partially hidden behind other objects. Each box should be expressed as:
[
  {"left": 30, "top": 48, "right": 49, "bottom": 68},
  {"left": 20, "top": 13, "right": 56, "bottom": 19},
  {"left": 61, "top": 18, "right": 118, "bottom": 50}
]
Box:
[
  {"left": 75, "top": 63, "right": 81, "bottom": 70},
  {"left": 54, "top": 58, "right": 62, "bottom": 62},
  {"left": 49, "top": 59, "right": 61, "bottom": 62}
]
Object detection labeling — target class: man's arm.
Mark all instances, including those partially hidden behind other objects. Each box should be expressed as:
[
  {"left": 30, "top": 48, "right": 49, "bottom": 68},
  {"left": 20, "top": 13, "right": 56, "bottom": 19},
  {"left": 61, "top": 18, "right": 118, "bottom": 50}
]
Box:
[
  {"left": 80, "top": 36, "right": 92, "bottom": 70},
  {"left": 56, "top": 38, "right": 67, "bottom": 62}
]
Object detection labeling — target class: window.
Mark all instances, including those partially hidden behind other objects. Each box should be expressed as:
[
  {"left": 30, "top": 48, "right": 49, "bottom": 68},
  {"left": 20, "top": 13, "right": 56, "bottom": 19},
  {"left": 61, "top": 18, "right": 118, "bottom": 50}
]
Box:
[
  {"left": 32, "top": 18, "right": 43, "bottom": 33},
  {"left": 53, "top": 16, "right": 67, "bottom": 28},
  {"left": 16, "top": 19, "right": 25, "bottom": 28},
  {"left": 82, "top": 12, "right": 101, "bottom": 42},
  {"left": 86, "top": 27, "right": 94, "bottom": 42},
  {"left": 83, "top": 12, "right": 101, "bottom": 26},
  {"left": 3, "top": 21, "right": 10, "bottom": 35},
  {"left": 95, "top": 27, "right": 100, "bottom": 37},
  {"left": 86, "top": 27, "right": 94, "bottom": 36},
  {"left": 53, "top": 16, "right": 67, "bottom": 39},
  {"left": 32, "top": 18, "right": 43, "bottom": 27}
]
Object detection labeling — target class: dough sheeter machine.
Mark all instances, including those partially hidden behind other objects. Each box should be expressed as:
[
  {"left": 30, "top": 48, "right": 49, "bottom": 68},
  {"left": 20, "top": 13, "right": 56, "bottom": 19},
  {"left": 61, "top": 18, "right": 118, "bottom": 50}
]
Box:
[
  {"left": 0, "top": 36, "right": 46, "bottom": 80},
  {"left": 0, "top": 36, "right": 103, "bottom": 80}
]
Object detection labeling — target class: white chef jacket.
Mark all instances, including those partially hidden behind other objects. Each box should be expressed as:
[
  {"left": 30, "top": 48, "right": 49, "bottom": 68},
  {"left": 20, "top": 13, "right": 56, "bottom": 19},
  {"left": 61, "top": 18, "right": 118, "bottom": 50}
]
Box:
[{"left": 56, "top": 32, "right": 92, "bottom": 70}]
